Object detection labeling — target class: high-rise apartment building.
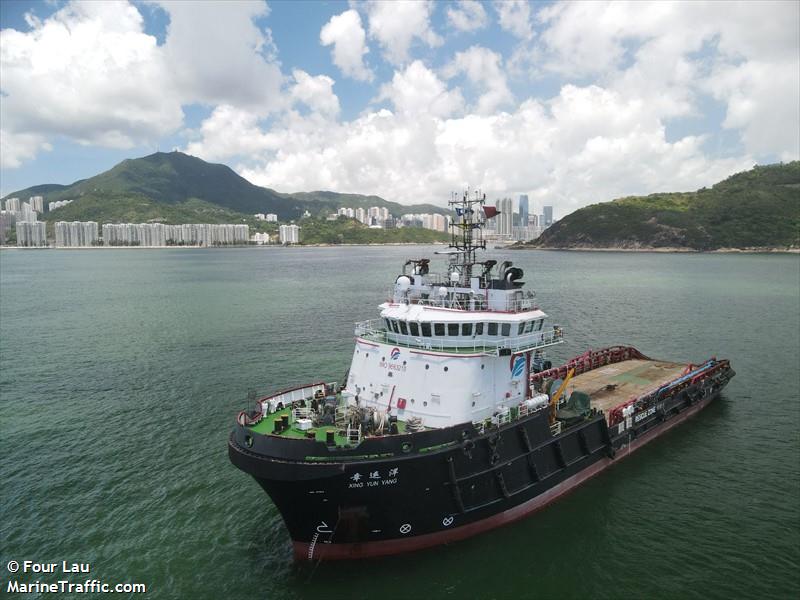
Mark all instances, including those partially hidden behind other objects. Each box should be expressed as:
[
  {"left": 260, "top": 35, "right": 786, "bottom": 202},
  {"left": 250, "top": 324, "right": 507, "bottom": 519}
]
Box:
[
  {"left": 55, "top": 221, "right": 99, "bottom": 247},
  {"left": 29, "top": 196, "right": 44, "bottom": 212},
  {"left": 4, "top": 198, "right": 20, "bottom": 212},
  {"left": 16, "top": 222, "right": 47, "bottom": 247},
  {"left": 496, "top": 198, "right": 513, "bottom": 237},
  {"left": 279, "top": 224, "right": 300, "bottom": 244}
]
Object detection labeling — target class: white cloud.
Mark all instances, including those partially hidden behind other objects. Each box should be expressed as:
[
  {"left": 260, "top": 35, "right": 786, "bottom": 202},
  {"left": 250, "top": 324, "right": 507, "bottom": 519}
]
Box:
[
  {"left": 378, "top": 61, "right": 464, "bottom": 118},
  {"left": 320, "top": 9, "right": 372, "bottom": 82},
  {"left": 184, "top": 105, "right": 273, "bottom": 162},
  {"left": 444, "top": 46, "right": 513, "bottom": 114},
  {"left": 708, "top": 60, "right": 800, "bottom": 161},
  {"left": 446, "top": 1, "right": 488, "bottom": 33},
  {"left": 494, "top": 0, "right": 533, "bottom": 40},
  {"left": 157, "top": 0, "right": 284, "bottom": 110},
  {"left": 290, "top": 70, "right": 340, "bottom": 118},
  {"left": 0, "top": 132, "right": 52, "bottom": 169},
  {"left": 0, "top": 0, "right": 183, "bottom": 164},
  {"left": 366, "top": 0, "right": 442, "bottom": 65},
  {"left": 212, "top": 75, "right": 752, "bottom": 213},
  {"left": 531, "top": 0, "right": 800, "bottom": 160}
]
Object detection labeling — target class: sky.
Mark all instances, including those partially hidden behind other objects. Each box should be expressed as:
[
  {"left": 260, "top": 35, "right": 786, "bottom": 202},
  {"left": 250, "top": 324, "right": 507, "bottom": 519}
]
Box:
[{"left": 0, "top": 0, "right": 798, "bottom": 215}]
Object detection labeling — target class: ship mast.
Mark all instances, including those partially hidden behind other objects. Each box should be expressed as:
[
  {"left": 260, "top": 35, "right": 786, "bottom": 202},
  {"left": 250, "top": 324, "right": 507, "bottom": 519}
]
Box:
[{"left": 447, "top": 190, "right": 487, "bottom": 285}]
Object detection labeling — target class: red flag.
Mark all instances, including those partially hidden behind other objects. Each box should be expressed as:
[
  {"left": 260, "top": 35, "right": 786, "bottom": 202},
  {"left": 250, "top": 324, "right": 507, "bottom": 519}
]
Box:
[{"left": 482, "top": 206, "right": 499, "bottom": 219}]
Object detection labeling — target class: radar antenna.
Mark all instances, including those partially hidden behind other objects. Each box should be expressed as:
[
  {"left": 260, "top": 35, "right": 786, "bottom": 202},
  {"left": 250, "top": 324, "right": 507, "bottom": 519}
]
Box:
[{"left": 447, "top": 190, "right": 488, "bottom": 285}]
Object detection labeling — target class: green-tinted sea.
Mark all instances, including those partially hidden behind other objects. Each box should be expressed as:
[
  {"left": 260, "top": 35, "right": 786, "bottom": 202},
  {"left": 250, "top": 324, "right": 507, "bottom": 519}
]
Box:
[{"left": 1, "top": 247, "right": 798, "bottom": 599}]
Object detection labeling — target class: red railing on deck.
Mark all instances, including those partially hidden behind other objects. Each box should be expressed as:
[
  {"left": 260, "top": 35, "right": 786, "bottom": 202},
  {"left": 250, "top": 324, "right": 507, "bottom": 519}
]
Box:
[{"left": 530, "top": 346, "right": 649, "bottom": 385}]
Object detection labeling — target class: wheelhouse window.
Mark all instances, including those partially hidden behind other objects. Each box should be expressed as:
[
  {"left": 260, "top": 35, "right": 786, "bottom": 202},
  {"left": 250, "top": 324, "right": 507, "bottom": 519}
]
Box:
[
  {"left": 448, "top": 323, "right": 459, "bottom": 336},
  {"left": 434, "top": 323, "right": 445, "bottom": 336},
  {"left": 399, "top": 321, "right": 408, "bottom": 335},
  {"left": 475, "top": 322, "right": 484, "bottom": 335},
  {"left": 462, "top": 323, "right": 473, "bottom": 336},
  {"left": 524, "top": 320, "right": 535, "bottom": 333},
  {"left": 501, "top": 323, "right": 511, "bottom": 336},
  {"left": 385, "top": 318, "right": 392, "bottom": 331},
  {"left": 421, "top": 322, "right": 432, "bottom": 337},
  {"left": 409, "top": 322, "right": 420, "bottom": 336},
  {"left": 537, "top": 320, "right": 544, "bottom": 331},
  {"left": 488, "top": 323, "right": 498, "bottom": 336},
  {"left": 518, "top": 322, "right": 525, "bottom": 335}
]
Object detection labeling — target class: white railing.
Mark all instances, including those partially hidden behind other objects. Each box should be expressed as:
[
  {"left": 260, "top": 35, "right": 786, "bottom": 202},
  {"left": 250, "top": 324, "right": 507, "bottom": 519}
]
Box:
[
  {"left": 355, "top": 320, "right": 564, "bottom": 355},
  {"left": 386, "top": 290, "right": 539, "bottom": 313}
]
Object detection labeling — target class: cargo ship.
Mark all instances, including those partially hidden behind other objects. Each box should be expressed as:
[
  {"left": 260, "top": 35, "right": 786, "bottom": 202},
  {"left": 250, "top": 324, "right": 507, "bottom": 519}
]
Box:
[{"left": 228, "top": 191, "right": 735, "bottom": 561}]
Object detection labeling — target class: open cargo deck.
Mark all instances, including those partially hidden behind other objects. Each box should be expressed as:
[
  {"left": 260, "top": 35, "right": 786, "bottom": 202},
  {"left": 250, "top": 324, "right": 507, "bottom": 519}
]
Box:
[{"left": 567, "top": 358, "right": 686, "bottom": 414}]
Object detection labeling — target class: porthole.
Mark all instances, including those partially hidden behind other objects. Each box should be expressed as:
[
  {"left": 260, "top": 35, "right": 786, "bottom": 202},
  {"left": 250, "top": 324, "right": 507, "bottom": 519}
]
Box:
[
  {"left": 382, "top": 356, "right": 386, "bottom": 361},
  {"left": 471, "top": 401, "right": 475, "bottom": 407},
  {"left": 481, "top": 364, "right": 485, "bottom": 370},
  {"left": 388, "top": 372, "right": 393, "bottom": 378},
  {"left": 423, "top": 401, "right": 428, "bottom": 407},
  {"left": 402, "top": 442, "right": 413, "bottom": 453},
  {"left": 425, "top": 364, "right": 430, "bottom": 370},
  {"left": 403, "top": 361, "right": 407, "bottom": 366},
  {"left": 444, "top": 366, "right": 449, "bottom": 372}
]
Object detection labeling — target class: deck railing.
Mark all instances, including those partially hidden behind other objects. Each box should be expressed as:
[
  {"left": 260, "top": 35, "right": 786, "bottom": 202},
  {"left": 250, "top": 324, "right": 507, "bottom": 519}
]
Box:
[
  {"left": 386, "top": 290, "right": 539, "bottom": 313},
  {"left": 355, "top": 320, "right": 564, "bottom": 355}
]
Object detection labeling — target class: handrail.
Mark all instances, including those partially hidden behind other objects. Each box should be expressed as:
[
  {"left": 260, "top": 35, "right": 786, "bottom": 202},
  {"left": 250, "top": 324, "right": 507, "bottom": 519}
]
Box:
[
  {"left": 386, "top": 290, "right": 539, "bottom": 313},
  {"left": 355, "top": 321, "right": 565, "bottom": 355}
]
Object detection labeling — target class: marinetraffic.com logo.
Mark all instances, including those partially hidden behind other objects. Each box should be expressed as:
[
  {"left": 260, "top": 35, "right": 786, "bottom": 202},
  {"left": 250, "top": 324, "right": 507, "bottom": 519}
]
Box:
[{"left": 391, "top": 347, "right": 401, "bottom": 361}]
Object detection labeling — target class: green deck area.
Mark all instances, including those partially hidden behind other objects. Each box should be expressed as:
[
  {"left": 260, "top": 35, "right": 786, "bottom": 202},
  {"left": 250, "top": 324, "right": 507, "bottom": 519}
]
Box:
[{"left": 248, "top": 405, "right": 407, "bottom": 448}]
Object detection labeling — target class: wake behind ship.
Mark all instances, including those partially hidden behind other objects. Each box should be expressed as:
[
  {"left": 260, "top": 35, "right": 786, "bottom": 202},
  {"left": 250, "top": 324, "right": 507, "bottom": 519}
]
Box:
[{"left": 228, "top": 191, "right": 735, "bottom": 561}]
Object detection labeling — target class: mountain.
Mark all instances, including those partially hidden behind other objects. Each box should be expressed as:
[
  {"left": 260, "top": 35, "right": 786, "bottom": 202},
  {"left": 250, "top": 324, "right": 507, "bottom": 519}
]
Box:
[
  {"left": 524, "top": 162, "right": 800, "bottom": 251},
  {"left": 1, "top": 151, "right": 451, "bottom": 223}
]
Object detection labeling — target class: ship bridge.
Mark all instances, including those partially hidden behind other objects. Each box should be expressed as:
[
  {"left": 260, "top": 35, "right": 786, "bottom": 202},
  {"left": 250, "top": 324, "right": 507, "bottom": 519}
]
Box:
[{"left": 355, "top": 303, "right": 564, "bottom": 357}]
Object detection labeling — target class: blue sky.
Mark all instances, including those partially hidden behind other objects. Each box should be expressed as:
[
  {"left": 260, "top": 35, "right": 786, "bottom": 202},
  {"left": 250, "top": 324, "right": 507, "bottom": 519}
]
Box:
[{"left": 1, "top": 1, "right": 798, "bottom": 214}]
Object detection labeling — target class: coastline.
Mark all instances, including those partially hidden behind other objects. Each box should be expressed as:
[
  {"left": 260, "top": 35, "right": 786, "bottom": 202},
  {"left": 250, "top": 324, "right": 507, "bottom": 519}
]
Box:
[
  {"left": 512, "top": 245, "right": 800, "bottom": 254},
  {"left": 0, "top": 241, "right": 447, "bottom": 251}
]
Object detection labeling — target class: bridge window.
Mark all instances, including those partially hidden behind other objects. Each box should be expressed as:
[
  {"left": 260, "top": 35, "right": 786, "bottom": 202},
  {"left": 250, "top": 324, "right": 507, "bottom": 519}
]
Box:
[
  {"left": 524, "top": 320, "right": 535, "bottom": 333},
  {"left": 409, "top": 322, "right": 420, "bottom": 336},
  {"left": 518, "top": 322, "right": 525, "bottom": 335},
  {"left": 475, "top": 322, "right": 484, "bottom": 335},
  {"left": 462, "top": 323, "right": 473, "bottom": 336},
  {"left": 488, "top": 322, "right": 498, "bottom": 336},
  {"left": 537, "top": 320, "right": 544, "bottom": 331},
  {"left": 399, "top": 321, "right": 408, "bottom": 335},
  {"left": 448, "top": 323, "right": 459, "bottom": 336},
  {"left": 421, "top": 322, "right": 431, "bottom": 336},
  {"left": 385, "top": 318, "right": 391, "bottom": 330},
  {"left": 501, "top": 323, "right": 511, "bottom": 336},
  {"left": 434, "top": 323, "right": 445, "bottom": 336}
]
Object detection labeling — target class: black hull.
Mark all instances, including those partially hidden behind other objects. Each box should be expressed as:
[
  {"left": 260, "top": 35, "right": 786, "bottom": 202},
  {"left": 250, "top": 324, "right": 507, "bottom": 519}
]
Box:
[{"left": 228, "top": 364, "right": 734, "bottom": 560}]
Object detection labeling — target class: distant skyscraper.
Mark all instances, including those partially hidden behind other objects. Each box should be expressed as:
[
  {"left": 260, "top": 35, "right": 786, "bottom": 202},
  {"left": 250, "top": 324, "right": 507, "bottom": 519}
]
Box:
[
  {"left": 518, "top": 195, "right": 529, "bottom": 226},
  {"left": 4, "top": 198, "right": 20, "bottom": 212},
  {"left": 496, "top": 198, "right": 513, "bottom": 236},
  {"left": 543, "top": 206, "right": 553, "bottom": 227},
  {"left": 29, "top": 196, "right": 44, "bottom": 212}
]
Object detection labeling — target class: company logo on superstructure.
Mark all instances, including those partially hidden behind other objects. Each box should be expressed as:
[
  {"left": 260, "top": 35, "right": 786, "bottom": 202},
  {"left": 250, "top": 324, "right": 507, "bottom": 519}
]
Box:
[{"left": 380, "top": 348, "right": 407, "bottom": 372}]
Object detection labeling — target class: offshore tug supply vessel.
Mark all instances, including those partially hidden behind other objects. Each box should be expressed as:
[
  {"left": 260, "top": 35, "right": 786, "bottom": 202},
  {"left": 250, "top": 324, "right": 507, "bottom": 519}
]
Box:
[{"left": 229, "top": 191, "right": 735, "bottom": 561}]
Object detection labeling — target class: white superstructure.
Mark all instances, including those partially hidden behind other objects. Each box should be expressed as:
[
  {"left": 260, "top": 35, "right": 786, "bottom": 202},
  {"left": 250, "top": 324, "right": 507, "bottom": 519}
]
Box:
[{"left": 343, "top": 191, "right": 564, "bottom": 430}]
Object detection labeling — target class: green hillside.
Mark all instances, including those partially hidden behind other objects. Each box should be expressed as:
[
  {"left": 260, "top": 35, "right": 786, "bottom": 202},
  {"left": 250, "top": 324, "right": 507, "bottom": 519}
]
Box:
[
  {"left": 2, "top": 151, "right": 450, "bottom": 224},
  {"left": 527, "top": 162, "right": 800, "bottom": 250}
]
